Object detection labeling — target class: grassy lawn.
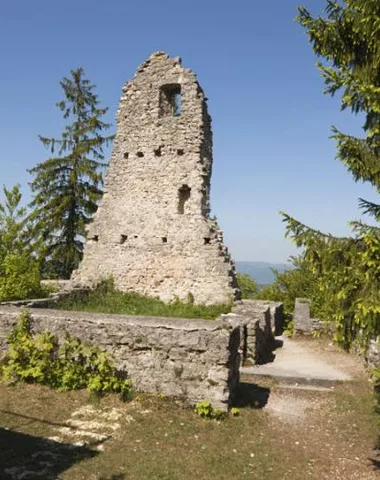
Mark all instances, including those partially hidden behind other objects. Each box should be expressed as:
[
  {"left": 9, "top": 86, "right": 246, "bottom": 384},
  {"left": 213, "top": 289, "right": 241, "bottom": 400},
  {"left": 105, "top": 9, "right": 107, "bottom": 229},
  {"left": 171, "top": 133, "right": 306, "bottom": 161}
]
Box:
[
  {"left": 0, "top": 376, "right": 378, "bottom": 480},
  {"left": 54, "top": 281, "right": 231, "bottom": 319}
]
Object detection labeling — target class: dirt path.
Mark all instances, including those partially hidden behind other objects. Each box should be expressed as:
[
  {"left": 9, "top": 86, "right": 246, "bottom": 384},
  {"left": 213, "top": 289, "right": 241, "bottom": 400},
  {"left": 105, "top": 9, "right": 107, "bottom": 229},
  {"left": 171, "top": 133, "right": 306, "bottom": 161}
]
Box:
[{"left": 241, "top": 336, "right": 380, "bottom": 479}]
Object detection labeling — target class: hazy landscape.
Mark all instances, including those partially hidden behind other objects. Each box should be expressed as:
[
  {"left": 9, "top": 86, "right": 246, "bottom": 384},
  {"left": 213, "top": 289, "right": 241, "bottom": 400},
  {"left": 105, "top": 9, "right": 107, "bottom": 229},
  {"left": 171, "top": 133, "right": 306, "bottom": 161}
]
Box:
[{"left": 236, "top": 261, "right": 289, "bottom": 285}]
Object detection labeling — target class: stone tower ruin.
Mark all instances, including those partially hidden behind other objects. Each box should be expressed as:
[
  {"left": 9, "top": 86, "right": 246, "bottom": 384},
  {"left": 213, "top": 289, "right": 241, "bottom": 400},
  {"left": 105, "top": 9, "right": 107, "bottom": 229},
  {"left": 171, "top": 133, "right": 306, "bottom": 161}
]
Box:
[{"left": 72, "top": 52, "right": 239, "bottom": 305}]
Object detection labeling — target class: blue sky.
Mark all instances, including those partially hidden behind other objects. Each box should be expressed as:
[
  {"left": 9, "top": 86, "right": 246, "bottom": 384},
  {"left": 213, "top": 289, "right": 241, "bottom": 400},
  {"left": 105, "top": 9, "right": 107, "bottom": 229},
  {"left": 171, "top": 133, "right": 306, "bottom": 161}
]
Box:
[{"left": 0, "top": 0, "right": 375, "bottom": 263}]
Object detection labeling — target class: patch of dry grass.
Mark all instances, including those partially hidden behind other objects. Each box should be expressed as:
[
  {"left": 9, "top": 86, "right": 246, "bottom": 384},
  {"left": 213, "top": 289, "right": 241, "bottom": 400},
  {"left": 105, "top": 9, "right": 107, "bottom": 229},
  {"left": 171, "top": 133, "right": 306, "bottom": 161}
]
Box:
[{"left": 0, "top": 378, "right": 378, "bottom": 479}]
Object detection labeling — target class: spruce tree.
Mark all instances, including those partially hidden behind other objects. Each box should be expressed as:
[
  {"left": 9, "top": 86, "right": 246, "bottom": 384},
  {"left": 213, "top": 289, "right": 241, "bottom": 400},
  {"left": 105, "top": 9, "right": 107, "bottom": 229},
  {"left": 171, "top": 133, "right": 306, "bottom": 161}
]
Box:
[
  {"left": 29, "top": 68, "right": 113, "bottom": 279},
  {"left": 282, "top": 1, "right": 380, "bottom": 348}
]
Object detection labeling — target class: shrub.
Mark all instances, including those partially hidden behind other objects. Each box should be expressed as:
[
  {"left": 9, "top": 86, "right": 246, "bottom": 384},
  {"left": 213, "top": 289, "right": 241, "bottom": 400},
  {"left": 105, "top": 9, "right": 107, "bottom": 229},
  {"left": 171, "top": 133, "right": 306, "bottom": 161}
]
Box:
[
  {"left": 0, "top": 253, "right": 43, "bottom": 302},
  {"left": 0, "top": 309, "right": 132, "bottom": 398},
  {"left": 236, "top": 273, "right": 258, "bottom": 299}
]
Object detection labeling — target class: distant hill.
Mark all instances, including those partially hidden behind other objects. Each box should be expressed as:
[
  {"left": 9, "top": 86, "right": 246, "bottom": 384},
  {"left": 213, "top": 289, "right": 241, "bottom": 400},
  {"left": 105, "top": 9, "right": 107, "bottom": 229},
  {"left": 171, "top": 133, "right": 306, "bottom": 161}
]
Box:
[{"left": 236, "top": 261, "right": 290, "bottom": 286}]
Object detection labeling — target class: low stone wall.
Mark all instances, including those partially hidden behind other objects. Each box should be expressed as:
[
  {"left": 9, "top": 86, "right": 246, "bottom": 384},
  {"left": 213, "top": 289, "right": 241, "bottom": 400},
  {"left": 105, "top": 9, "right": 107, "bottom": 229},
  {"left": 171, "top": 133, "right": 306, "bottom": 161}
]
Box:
[
  {"left": 226, "top": 300, "right": 284, "bottom": 366},
  {"left": 0, "top": 307, "right": 240, "bottom": 409}
]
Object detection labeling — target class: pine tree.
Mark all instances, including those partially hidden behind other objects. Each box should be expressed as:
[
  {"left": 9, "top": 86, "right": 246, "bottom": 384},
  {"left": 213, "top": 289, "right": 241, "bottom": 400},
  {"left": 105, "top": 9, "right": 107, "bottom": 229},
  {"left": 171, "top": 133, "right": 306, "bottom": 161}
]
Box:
[
  {"left": 281, "top": 1, "right": 380, "bottom": 348},
  {"left": 29, "top": 68, "right": 113, "bottom": 279}
]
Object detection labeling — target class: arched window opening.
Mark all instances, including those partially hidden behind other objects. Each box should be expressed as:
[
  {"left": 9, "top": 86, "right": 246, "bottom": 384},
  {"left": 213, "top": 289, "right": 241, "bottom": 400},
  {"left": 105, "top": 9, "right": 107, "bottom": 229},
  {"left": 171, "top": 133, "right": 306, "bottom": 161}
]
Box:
[
  {"left": 159, "top": 84, "right": 181, "bottom": 117},
  {"left": 178, "top": 185, "right": 191, "bottom": 214}
]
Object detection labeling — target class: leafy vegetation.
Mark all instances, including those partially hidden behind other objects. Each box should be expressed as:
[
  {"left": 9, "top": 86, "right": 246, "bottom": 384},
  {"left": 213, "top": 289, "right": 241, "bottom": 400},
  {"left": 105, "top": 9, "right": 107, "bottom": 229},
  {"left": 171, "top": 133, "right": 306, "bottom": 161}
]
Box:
[
  {"left": 194, "top": 401, "right": 226, "bottom": 420},
  {"left": 0, "top": 309, "right": 132, "bottom": 397},
  {"left": 279, "top": 1, "right": 380, "bottom": 350},
  {"left": 0, "top": 185, "right": 45, "bottom": 302},
  {"left": 255, "top": 255, "right": 320, "bottom": 318},
  {"left": 28, "top": 68, "right": 113, "bottom": 279},
  {"left": 54, "top": 278, "right": 231, "bottom": 319},
  {"left": 236, "top": 273, "right": 258, "bottom": 299}
]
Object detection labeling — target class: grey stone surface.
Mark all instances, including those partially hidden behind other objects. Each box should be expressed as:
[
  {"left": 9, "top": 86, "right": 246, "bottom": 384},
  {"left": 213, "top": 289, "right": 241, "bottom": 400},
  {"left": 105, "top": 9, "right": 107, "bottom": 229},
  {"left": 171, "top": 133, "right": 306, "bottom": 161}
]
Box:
[
  {"left": 71, "top": 52, "right": 239, "bottom": 305},
  {"left": 223, "top": 300, "right": 284, "bottom": 365},
  {"left": 294, "top": 298, "right": 313, "bottom": 333},
  {"left": 367, "top": 337, "right": 380, "bottom": 368},
  {"left": 241, "top": 335, "right": 352, "bottom": 385},
  {"left": 0, "top": 307, "right": 240, "bottom": 409}
]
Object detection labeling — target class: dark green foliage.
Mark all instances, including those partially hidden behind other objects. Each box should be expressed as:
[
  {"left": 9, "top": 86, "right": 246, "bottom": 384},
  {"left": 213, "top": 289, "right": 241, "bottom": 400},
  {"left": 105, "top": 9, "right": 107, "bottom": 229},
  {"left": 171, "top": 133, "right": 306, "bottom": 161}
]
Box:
[
  {"left": 0, "top": 309, "right": 132, "bottom": 398},
  {"left": 55, "top": 278, "right": 231, "bottom": 319},
  {"left": 280, "top": 1, "right": 380, "bottom": 349},
  {"left": 29, "top": 68, "right": 113, "bottom": 279},
  {"left": 236, "top": 273, "right": 258, "bottom": 299},
  {"left": 0, "top": 185, "right": 44, "bottom": 301}
]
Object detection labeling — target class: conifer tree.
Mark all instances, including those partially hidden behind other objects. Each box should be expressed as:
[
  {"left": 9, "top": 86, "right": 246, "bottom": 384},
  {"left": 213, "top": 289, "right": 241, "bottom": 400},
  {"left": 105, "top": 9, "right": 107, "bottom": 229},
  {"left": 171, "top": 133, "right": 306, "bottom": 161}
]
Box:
[
  {"left": 29, "top": 68, "right": 113, "bottom": 279},
  {"left": 282, "top": 1, "right": 380, "bottom": 348}
]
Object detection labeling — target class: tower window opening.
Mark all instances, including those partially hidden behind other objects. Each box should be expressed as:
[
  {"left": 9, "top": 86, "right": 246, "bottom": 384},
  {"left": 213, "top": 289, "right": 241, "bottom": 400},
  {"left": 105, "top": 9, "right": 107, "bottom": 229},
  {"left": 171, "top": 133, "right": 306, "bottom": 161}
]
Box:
[
  {"left": 177, "top": 149, "right": 184, "bottom": 156},
  {"left": 154, "top": 146, "right": 162, "bottom": 157},
  {"left": 123, "top": 152, "right": 129, "bottom": 159},
  {"left": 159, "top": 84, "right": 181, "bottom": 117},
  {"left": 162, "top": 237, "right": 168, "bottom": 244},
  {"left": 204, "top": 237, "right": 211, "bottom": 245},
  {"left": 120, "top": 234, "right": 128, "bottom": 244},
  {"left": 137, "top": 151, "right": 144, "bottom": 158},
  {"left": 178, "top": 185, "right": 191, "bottom": 214}
]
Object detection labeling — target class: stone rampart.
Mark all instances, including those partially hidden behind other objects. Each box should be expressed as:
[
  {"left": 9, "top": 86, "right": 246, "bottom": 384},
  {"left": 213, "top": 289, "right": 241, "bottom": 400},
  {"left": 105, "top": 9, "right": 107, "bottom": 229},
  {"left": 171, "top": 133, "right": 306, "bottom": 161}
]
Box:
[{"left": 0, "top": 307, "right": 240, "bottom": 409}]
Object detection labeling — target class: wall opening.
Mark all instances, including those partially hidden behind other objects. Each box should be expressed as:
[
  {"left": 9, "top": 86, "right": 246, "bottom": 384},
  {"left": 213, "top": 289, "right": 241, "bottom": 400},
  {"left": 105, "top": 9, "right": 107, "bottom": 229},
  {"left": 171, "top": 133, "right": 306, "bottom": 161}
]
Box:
[
  {"left": 177, "top": 149, "right": 184, "bottom": 156},
  {"left": 154, "top": 146, "right": 162, "bottom": 157},
  {"left": 159, "top": 84, "right": 181, "bottom": 117},
  {"left": 177, "top": 185, "right": 191, "bottom": 214},
  {"left": 120, "top": 234, "right": 128, "bottom": 244},
  {"left": 204, "top": 237, "right": 211, "bottom": 245},
  {"left": 91, "top": 235, "right": 99, "bottom": 242},
  {"left": 123, "top": 152, "right": 129, "bottom": 159},
  {"left": 162, "top": 237, "right": 168, "bottom": 244},
  {"left": 136, "top": 151, "right": 144, "bottom": 158}
]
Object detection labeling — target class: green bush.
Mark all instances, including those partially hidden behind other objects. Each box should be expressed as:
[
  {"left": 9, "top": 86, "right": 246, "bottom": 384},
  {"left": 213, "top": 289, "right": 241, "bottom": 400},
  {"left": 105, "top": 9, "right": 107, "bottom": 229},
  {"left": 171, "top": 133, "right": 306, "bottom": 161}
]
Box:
[
  {"left": 255, "top": 255, "right": 320, "bottom": 318},
  {"left": 0, "top": 253, "right": 44, "bottom": 302},
  {"left": 236, "top": 273, "right": 258, "bottom": 299},
  {"left": 0, "top": 309, "right": 132, "bottom": 398}
]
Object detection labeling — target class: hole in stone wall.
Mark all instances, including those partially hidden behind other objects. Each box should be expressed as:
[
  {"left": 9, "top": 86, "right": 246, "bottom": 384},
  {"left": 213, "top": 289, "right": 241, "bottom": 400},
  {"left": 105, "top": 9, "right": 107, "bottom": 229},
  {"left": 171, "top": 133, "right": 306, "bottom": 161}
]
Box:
[
  {"left": 154, "top": 147, "right": 162, "bottom": 157},
  {"left": 92, "top": 235, "right": 99, "bottom": 242},
  {"left": 123, "top": 152, "right": 129, "bottom": 159},
  {"left": 204, "top": 237, "right": 211, "bottom": 245},
  {"left": 120, "top": 234, "right": 128, "bottom": 244},
  {"left": 177, "top": 149, "right": 184, "bottom": 156},
  {"left": 159, "top": 84, "right": 181, "bottom": 117},
  {"left": 162, "top": 237, "right": 168, "bottom": 244},
  {"left": 177, "top": 185, "right": 191, "bottom": 214},
  {"left": 134, "top": 235, "right": 138, "bottom": 239},
  {"left": 137, "top": 151, "right": 144, "bottom": 158}
]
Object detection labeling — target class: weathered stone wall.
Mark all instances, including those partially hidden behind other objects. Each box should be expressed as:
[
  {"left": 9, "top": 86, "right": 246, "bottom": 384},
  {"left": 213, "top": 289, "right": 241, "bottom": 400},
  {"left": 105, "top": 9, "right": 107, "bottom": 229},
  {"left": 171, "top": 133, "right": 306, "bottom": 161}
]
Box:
[
  {"left": 0, "top": 307, "right": 240, "bottom": 409},
  {"left": 224, "top": 300, "right": 284, "bottom": 366},
  {"left": 72, "top": 52, "right": 238, "bottom": 305}
]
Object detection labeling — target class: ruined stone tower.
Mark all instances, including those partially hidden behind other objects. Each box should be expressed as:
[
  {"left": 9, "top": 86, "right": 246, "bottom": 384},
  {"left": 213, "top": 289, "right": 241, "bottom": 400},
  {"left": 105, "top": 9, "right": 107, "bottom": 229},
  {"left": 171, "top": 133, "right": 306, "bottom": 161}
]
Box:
[{"left": 72, "top": 52, "right": 239, "bottom": 304}]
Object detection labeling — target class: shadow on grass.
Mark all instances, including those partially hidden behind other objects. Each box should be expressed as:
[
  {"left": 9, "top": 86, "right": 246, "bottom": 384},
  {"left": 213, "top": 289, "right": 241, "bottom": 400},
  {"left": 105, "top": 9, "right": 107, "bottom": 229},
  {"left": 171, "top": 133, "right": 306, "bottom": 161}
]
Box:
[
  {"left": 232, "top": 382, "right": 270, "bottom": 409},
  {"left": 0, "top": 428, "right": 98, "bottom": 479}
]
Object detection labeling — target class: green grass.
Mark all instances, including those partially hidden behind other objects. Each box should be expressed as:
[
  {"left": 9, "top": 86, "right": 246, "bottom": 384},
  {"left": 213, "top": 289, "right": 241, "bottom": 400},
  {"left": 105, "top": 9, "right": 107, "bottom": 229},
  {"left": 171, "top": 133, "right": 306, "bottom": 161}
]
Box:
[{"left": 55, "top": 279, "right": 231, "bottom": 320}]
